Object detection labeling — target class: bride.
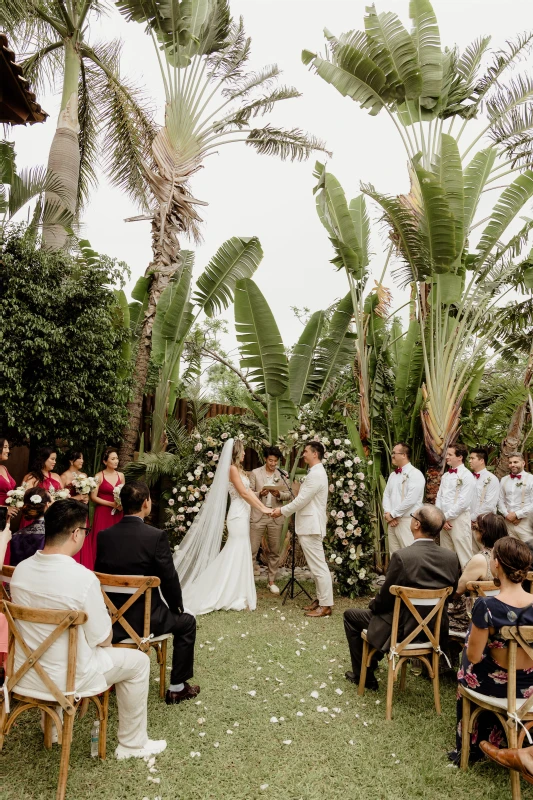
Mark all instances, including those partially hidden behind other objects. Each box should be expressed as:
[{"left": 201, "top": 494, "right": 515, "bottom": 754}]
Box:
[{"left": 173, "top": 438, "right": 272, "bottom": 615}]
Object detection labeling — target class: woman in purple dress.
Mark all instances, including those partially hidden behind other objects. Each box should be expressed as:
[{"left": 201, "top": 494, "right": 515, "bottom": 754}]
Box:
[{"left": 90, "top": 447, "right": 124, "bottom": 567}]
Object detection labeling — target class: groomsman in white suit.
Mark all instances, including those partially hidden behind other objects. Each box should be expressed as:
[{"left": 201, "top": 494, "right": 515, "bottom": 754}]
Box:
[
  {"left": 468, "top": 448, "right": 500, "bottom": 552},
  {"left": 498, "top": 452, "right": 533, "bottom": 543},
  {"left": 383, "top": 442, "right": 425, "bottom": 554},
  {"left": 436, "top": 443, "right": 476, "bottom": 568},
  {"left": 272, "top": 440, "right": 332, "bottom": 618}
]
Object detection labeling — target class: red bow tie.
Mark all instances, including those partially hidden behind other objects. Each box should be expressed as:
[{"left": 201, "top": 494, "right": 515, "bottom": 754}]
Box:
[
  {"left": 510, "top": 473, "right": 522, "bottom": 480},
  {"left": 394, "top": 467, "right": 402, "bottom": 475},
  {"left": 474, "top": 473, "right": 481, "bottom": 479},
  {"left": 448, "top": 468, "right": 458, "bottom": 474}
]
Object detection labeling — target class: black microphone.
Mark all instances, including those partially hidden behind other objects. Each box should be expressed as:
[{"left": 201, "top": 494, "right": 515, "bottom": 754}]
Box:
[{"left": 276, "top": 466, "right": 289, "bottom": 478}]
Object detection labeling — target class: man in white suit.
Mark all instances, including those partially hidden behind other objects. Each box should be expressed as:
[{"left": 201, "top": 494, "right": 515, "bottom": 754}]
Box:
[{"left": 272, "top": 440, "right": 332, "bottom": 617}]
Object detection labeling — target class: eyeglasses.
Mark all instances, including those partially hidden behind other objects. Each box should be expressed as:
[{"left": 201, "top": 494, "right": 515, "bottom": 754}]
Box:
[
  {"left": 77, "top": 526, "right": 91, "bottom": 537},
  {"left": 410, "top": 513, "right": 421, "bottom": 523}
]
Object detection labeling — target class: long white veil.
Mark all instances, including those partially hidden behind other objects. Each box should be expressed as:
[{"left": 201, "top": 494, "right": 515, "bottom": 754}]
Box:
[{"left": 173, "top": 437, "right": 234, "bottom": 589}]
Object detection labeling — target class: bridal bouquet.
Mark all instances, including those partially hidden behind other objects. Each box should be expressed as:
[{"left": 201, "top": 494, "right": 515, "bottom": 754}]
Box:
[
  {"left": 72, "top": 475, "right": 98, "bottom": 495},
  {"left": 50, "top": 487, "right": 70, "bottom": 502},
  {"left": 5, "top": 484, "right": 27, "bottom": 508},
  {"left": 112, "top": 483, "right": 123, "bottom": 515}
]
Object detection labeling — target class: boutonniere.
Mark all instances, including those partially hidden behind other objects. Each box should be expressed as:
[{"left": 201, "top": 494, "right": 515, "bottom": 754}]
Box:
[
  {"left": 483, "top": 477, "right": 491, "bottom": 487},
  {"left": 272, "top": 473, "right": 280, "bottom": 484},
  {"left": 456, "top": 478, "right": 463, "bottom": 487},
  {"left": 402, "top": 473, "right": 409, "bottom": 483},
  {"left": 516, "top": 480, "right": 525, "bottom": 488}
]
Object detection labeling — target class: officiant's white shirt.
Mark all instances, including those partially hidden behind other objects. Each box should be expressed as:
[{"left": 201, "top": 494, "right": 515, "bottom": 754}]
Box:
[
  {"left": 280, "top": 462, "right": 328, "bottom": 537},
  {"left": 382, "top": 462, "right": 425, "bottom": 519}
]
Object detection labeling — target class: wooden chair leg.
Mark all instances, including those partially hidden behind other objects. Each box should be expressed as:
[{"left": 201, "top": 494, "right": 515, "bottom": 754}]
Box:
[
  {"left": 460, "top": 695, "right": 471, "bottom": 771},
  {"left": 159, "top": 640, "right": 167, "bottom": 699},
  {"left": 385, "top": 658, "right": 395, "bottom": 721},
  {"left": 43, "top": 711, "right": 54, "bottom": 750},
  {"left": 507, "top": 723, "right": 522, "bottom": 800},
  {"left": 56, "top": 712, "right": 74, "bottom": 800},
  {"left": 432, "top": 652, "right": 441, "bottom": 715},
  {"left": 98, "top": 691, "right": 109, "bottom": 760},
  {"left": 358, "top": 640, "right": 369, "bottom": 697},
  {"left": 399, "top": 661, "right": 407, "bottom": 691}
]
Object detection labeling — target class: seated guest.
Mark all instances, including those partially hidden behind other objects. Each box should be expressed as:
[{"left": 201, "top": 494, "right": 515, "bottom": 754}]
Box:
[
  {"left": 10, "top": 488, "right": 50, "bottom": 567},
  {"left": 450, "top": 537, "right": 533, "bottom": 766},
  {"left": 10, "top": 500, "right": 166, "bottom": 759},
  {"left": 343, "top": 504, "right": 460, "bottom": 690},
  {"left": 94, "top": 481, "right": 199, "bottom": 705},
  {"left": 448, "top": 512, "right": 508, "bottom": 634},
  {"left": 0, "top": 515, "right": 11, "bottom": 676}
]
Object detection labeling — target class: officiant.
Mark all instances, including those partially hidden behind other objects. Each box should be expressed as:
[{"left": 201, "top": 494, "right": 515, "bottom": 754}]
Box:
[{"left": 249, "top": 446, "right": 291, "bottom": 595}]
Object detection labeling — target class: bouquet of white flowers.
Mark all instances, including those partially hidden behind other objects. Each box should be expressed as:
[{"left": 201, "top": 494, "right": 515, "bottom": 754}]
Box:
[
  {"left": 112, "top": 483, "right": 123, "bottom": 515},
  {"left": 5, "top": 484, "right": 27, "bottom": 508},
  {"left": 50, "top": 487, "right": 71, "bottom": 502},
  {"left": 72, "top": 475, "right": 98, "bottom": 495}
]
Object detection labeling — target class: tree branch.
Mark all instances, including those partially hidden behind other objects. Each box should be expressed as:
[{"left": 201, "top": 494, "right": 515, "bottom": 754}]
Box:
[{"left": 200, "top": 345, "right": 266, "bottom": 407}]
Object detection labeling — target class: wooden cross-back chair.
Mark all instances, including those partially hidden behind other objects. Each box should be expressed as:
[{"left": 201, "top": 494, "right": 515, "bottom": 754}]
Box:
[
  {"left": 358, "top": 585, "right": 454, "bottom": 721},
  {"left": 94, "top": 572, "right": 171, "bottom": 699},
  {"left": 1, "top": 564, "right": 14, "bottom": 601},
  {"left": 459, "top": 624, "right": 533, "bottom": 799},
  {"left": 0, "top": 600, "right": 109, "bottom": 800}
]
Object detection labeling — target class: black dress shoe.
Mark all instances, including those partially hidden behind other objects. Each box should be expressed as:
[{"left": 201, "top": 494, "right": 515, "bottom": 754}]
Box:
[
  {"left": 345, "top": 671, "right": 378, "bottom": 690},
  {"left": 165, "top": 682, "right": 200, "bottom": 705}
]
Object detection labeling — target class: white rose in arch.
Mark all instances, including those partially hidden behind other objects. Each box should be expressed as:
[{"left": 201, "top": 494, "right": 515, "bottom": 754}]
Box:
[
  {"left": 344, "top": 439, "right": 351, "bottom": 445},
  {"left": 353, "top": 457, "right": 361, "bottom": 464},
  {"left": 344, "top": 460, "right": 353, "bottom": 468},
  {"left": 181, "top": 486, "right": 186, "bottom": 492},
  {"left": 358, "top": 569, "right": 366, "bottom": 579},
  {"left": 334, "top": 439, "right": 341, "bottom": 446},
  {"left": 207, "top": 472, "right": 214, "bottom": 478},
  {"left": 300, "top": 425, "right": 306, "bottom": 431},
  {"left": 194, "top": 443, "right": 203, "bottom": 452},
  {"left": 168, "top": 499, "right": 175, "bottom": 506},
  {"left": 356, "top": 472, "right": 365, "bottom": 480},
  {"left": 355, "top": 500, "right": 364, "bottom": 507},
  {"left": 221, "top": 433, "right": 229, "bottom": 439},
  {"left": 178, "top": 507, "right": 185, "bottom": 513},
  {"left": 335, "top": 556, "right": 343, "bottom": 565},
  {"left": 172, "top": 487, "right": 178, "bottom": 494},
  {"left": 330, "top": 510, "right": 337, "bottom": 518},
  {"left": 200, "top": 485, "right": 208, "bottom": 492},
  {"left": 213, "top": 454, "right": 219, "bottom": 462}
]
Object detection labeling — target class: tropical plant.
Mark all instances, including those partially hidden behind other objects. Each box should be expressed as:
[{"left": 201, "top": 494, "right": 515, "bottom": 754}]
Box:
[
  {"left": 305, "top": 0, "right": 533, "bottom": 496},
  {"left": 115, "top": 0, "right": 330, "bottom": 464},
  {"left": 0, "top": 227, "right": 131, "bottom": 446},
  {"left": 1, "top": 0, "right": 156, "bottom": 249},
  {"left": 233, "top": 278, "right": 355, "bottom": 442}
]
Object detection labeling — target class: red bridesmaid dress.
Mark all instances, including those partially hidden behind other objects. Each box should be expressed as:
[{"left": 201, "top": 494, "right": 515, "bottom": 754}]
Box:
[
  {"left": 18, "top": 475, "right": 63, "bottom": 530},
  {"left": 0, "top": 467, "right": 16, "bottom": 566},
  {"left": 91, "top": 472, "right": 124, "bottom": 567}
]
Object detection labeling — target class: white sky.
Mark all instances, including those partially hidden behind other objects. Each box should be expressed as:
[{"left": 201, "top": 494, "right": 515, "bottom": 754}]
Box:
[{"left": 9, "top": 0, "right": 533, "bottom": 358}]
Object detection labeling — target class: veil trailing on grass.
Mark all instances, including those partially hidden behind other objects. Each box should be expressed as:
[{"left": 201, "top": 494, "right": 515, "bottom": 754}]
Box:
[{"left": 173, "top": 437, "right": 234, "bottom": 589}]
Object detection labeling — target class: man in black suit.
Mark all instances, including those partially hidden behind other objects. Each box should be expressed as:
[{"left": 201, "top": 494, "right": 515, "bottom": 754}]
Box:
[
  {"left": 95, "top": 481, "right": 199, "bottom": 705},
  {"left": 343, "top": 504, "right": 460, "bottom": 690}
]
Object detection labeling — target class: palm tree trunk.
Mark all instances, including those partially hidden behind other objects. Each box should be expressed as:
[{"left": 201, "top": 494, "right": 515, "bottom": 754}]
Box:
[
  {"left": 42, "top": 38, "right": 81, "bottom": 251},
  {"left": 494, "top": 347, "right": 533, "bottom": 479},
  {"left": 118, "top": 205, "right": 181, "bottom": 466}
]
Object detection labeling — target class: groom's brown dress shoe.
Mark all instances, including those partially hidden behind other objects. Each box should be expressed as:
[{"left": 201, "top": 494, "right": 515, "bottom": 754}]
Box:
[
  {"left": 305, "top": 605, "right": 332, "bottom": 618},
  {"left": 480, "top": 741, "right": 533, "bottom": 784},
  {"left": 303, "top": 599, "right": 319, "bottom": 611},
  {"left": 165, "top": 683, "right": 200, "bottom": 705}
]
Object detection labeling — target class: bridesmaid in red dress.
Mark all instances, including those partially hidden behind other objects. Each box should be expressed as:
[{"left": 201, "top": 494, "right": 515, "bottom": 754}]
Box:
[
  {"left": 90, "top": 447, "right": 125, "bottom": 567},
  {"left": 21, "top": 447, "right": 62, "bottom": 530},
  {"left": 61, "top": 449, "right": 92, "bottom": 568}
]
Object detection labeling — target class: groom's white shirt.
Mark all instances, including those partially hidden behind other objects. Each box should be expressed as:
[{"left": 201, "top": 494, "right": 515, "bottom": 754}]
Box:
[{"left": 280, "top": 462, "right": 328, "bottom": 538}]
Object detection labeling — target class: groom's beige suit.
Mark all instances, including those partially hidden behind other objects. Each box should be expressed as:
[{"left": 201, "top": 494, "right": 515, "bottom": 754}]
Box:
[{"left": 280, "top": 461, "right": 333, "bottom": 607}]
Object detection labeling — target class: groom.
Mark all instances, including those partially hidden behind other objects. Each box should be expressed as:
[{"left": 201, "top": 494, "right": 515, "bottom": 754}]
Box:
[{"left": 272, "top": 440, "right": 333, "bottom": 617}]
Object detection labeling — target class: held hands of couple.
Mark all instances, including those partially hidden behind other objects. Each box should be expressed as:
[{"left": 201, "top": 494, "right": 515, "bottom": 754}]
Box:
[{"left": 265, "top": 507, "right": 282, "bottom": 519}]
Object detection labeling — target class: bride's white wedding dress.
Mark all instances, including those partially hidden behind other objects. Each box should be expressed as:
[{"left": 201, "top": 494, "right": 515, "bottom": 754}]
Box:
[{"left": 182, "top": 475, "right": 256, "bottom": 616}]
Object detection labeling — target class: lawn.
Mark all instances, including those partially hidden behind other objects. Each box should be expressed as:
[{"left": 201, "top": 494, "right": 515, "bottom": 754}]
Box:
[{"left": 1, "top": 583, "right": 523, "bottom": 800}]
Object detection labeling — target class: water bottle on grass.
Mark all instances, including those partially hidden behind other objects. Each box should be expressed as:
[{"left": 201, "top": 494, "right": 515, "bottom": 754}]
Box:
[{"left": 90, "top": 720, "right": 100, "bottom": 757}]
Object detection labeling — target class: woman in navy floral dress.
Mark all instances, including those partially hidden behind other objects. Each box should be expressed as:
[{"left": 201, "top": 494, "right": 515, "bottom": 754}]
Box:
[{"left": 451, "top": 536, "right": 533, "bottom": 764}]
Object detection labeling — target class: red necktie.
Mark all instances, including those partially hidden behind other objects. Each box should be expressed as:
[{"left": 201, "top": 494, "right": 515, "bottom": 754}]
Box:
[
  {"left": 474, "top": 473, "right": 480, "bottom": 479},
  {"left": 394, "top": 467, "right": 402, "bottom": 475},
  {"left": 510, "top": 473, "right": 522, "bottom": 479},
  {"left": 448, "top": 468, "right": 458, "bottom": 474}
]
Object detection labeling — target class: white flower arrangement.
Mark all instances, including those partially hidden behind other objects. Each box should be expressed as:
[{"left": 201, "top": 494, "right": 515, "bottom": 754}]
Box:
[
  {"left": 112, "top": 483, "right": 123, "bottom": 515},
  {"left": 72, "top": 475, "right": 98, "bottom": 495},
  {"left": 49, "top": 487, "right": 70, "bottom": 502},
  {"left": 30, "top": 494, "right": 43, "bottom": 504},
  {"left": 5, "top": 484, "right": 27, "bottom": 508}
]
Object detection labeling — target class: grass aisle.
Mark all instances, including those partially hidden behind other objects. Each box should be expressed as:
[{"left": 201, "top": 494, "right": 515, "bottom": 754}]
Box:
[{"left": 2, "top": 585, "right": 516, "bottom": 799}]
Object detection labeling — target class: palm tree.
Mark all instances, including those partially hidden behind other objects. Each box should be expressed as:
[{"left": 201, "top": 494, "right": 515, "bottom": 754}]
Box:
[
  {"left": 1, "top": 0, "right": 156, "bottom": 250},
  {"left": 115, "top": 0, "right": 330, "bottom": 464},
  {"left": 305, "top": 0, "right": 533, "bottom": 493}
]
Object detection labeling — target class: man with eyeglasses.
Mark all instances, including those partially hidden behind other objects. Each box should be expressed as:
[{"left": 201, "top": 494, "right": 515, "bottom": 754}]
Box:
[
  {"left": 383, "top": 442, "right": 425, "bottom": 554},
  {"left": 11, "top": 499, "right": 166, "bottom": 760},
  {"left": 343, "top": 504, "right": 460, "bottom": 690}
]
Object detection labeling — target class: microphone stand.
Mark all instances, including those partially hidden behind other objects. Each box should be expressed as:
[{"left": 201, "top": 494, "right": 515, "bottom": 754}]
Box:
[{"left": 277, "top": 470, "right": 313, "bottom": 605}]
